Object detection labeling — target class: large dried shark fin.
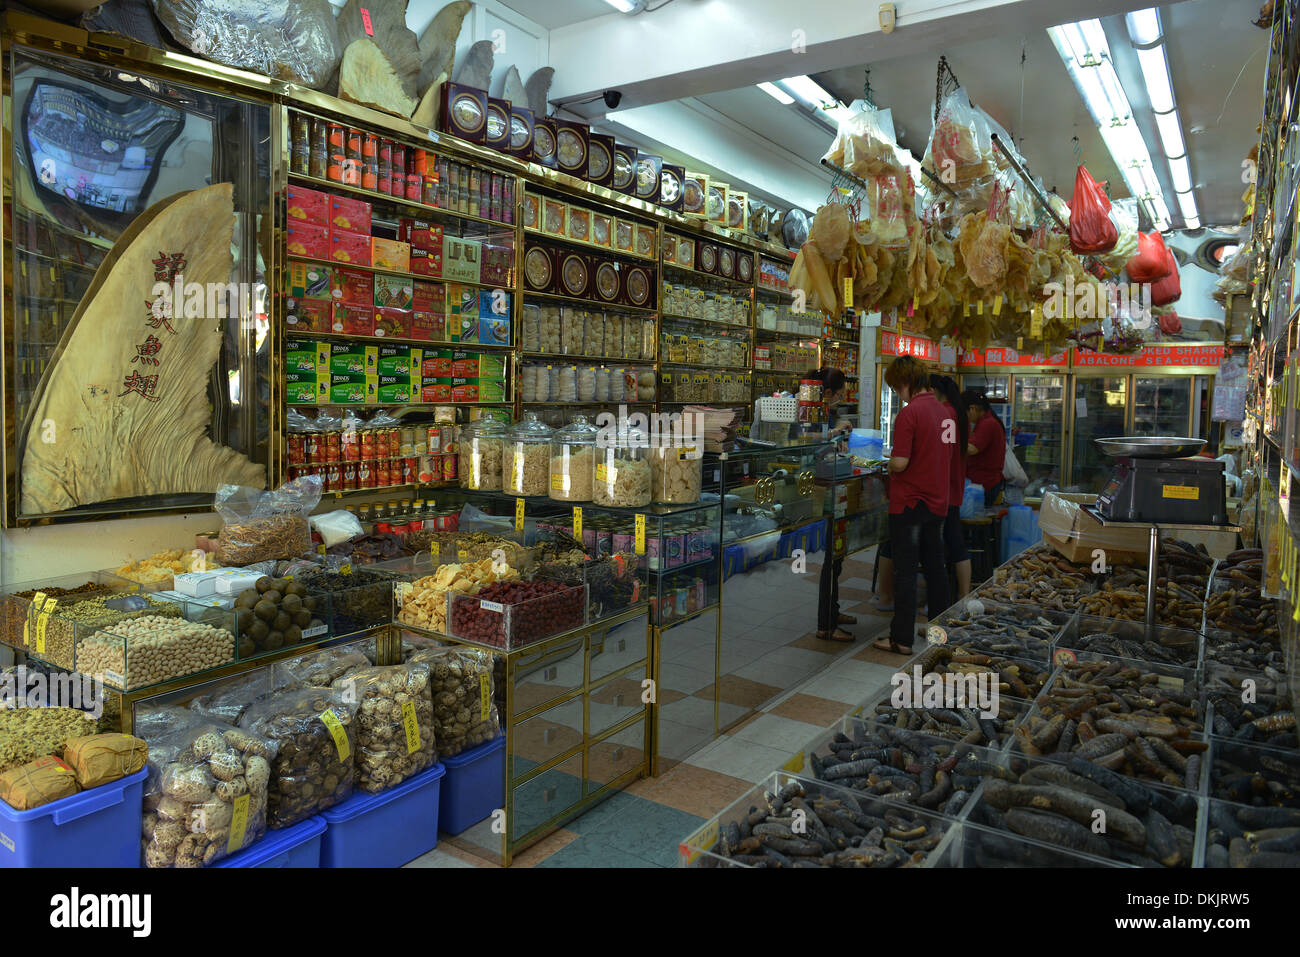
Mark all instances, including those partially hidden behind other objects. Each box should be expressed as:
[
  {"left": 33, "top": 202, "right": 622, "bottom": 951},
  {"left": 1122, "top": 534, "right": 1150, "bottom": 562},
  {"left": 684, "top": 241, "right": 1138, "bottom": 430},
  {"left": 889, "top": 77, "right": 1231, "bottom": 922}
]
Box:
[
  {"left": 417, "top": 0, "right": 471, "bottom": 93},
  {"left": 338, "top": 37, "right": 419, "bottom": 118},
  {"left": 455, "top": 38, "right": 494, "bottom": 91},
  {"left": 525, "top": 66, "right": 554, "bottom": 118},
  {"left": 332, "top": 0, "right": 422, "bottom": 98}
]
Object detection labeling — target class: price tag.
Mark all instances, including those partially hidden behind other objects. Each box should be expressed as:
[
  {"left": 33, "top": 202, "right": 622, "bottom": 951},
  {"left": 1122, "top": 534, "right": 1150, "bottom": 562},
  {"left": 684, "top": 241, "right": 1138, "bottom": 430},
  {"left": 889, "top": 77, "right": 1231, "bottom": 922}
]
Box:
[
  {"left": 782, "top": 752, "right": 805, "bottom": 773},
  {"left": 515, "top": 496, "right": 525, "bottom": 532},
  {"left": 360, "top": 6, "right": 374, "bottom": 35},
  {"left": 635, "top": 514, "right": 646, "bottom": 555},
  {"left": 340, "top": 562, "right": 352, "bottom": 576},
  {"left": 976, "top": 300, "right": 984, "bottom": 315},
  {"left": 35, "top": 597, "right": 57, "bottom": 654},
  {"left": 227, "top": 794, "right": 251, "bottom": 852},
  {"left": 992, "top": 295, "right": 1003, "bottom": 316},
  {"left": 573, "top": 506, "right": 583, "bottom": 540},
  {"left": 1017, "top": 337, "right": 1024, "bottom": 351},
  {"left": 457, "top": 548, "right": 469, "bottom": 559},
  {"left": 480, "top": 674, "right": 491, "bottom": 722},
  {"left": 842, "top": 277, "right": 853, "bottom": 308},
  {"left": 480, "top": 600, "right": 505, "bottom": 613},
  {"left": 1156, "top": 675, "right": 1184, "bottom": 692},
  {"left": 319, "top": 709, "right": 351, "bottom": 762},
  {"left": 431, "top": 541, "right": 440, "bottom": 559},
  {"left": 1030, "top": 304, "right": 1043, "bottom": 338},
  {"left": 402, "top": 700, "right": 420, "bottom": 754},
  {"left": 24, "top": 592, "right": 48, "bottom": 647}
]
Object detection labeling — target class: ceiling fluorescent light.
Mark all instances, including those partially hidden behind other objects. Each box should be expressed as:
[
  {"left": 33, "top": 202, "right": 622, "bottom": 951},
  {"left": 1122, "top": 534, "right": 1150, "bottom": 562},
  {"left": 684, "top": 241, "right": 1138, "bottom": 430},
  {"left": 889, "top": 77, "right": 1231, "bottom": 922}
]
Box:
[
  {"left": 780, "top": 75, "right": 837, "bottom": 109},
  {"left": 1154, "top": 110, "right": 1186, "bottom": 158},
  {"left": 1176, "top": 190, "right": 1199, "bottom": 220},
  {"left": 756, "top": 81, "right": 795, "bottom": 105},
  {"left": 1183, "top": 215, "right": 1201, "bottom": 229},
  {"left": 1136, "top": 45, "right": 1175, "bottom": 112},
  {"left": 601, "top": 0, "right": 641, "bottom": 12},
  {"left": 1169, "top": 155, "right": 1192, "bottom": 193},
  {"left": 1125, "top": 9, "right": 1163, "bottom": 46}
]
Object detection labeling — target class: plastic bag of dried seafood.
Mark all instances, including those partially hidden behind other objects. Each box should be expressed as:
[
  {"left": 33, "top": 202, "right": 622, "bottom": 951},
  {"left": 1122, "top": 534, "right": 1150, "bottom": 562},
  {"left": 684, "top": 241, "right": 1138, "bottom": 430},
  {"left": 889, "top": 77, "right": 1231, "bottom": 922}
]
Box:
[
  {"left": 275, "top": 642, "right": 372, "bottom": 688},
  {"left": 330, "top": 663, "right": 435, "bottom": 793},
  {"left": 214, "top": 475, "right": 322, "bottom": 566},
  {"left": 406, "top": 646, "right": 499, "bottom": 757},
  {"left": 138, "top": 714, "right": 278, "bottom": 868},
  {"left": 188, "top": 668, "right": 298, "bottom": 725},
  {"left": 238, "top": 686, "right": 358, "bottom": 828}
]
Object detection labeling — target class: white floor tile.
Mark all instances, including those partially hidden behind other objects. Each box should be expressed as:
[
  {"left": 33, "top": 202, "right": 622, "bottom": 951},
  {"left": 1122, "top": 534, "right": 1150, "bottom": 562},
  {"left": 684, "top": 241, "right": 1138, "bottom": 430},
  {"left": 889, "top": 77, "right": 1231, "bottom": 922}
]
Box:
[
  {"left": 658, "top": 662, "right": 715, "bottom": 696},
  {"left": 686, "top": 736, "right": 794, "bottom": 784},
  {"left": 404, "top": 847, "right": 479, "bottom": 868},
  {"left": 660, "top": 695, "right": 718, "bottom": 731},
  {"left": 730, "top": 713, "right": 824, "bottom": 752}
]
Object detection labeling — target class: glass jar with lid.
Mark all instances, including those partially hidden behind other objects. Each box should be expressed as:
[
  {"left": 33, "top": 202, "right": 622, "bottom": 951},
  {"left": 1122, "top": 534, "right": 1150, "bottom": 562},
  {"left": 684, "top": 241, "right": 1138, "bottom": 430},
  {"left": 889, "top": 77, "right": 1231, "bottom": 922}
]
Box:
[
  {"left": 549, "top": 415, "right": 599, "bottom": 502},
  {"left": 594, "top": 422, "right": 652, "bottom": 507},
  {"left": 459, "top": 417, "right": 506, "bottom": 490},
  {"left": 650, "top": 439, "right": 703, "bottom": 504},
  {"left": 505, "top": 412, "right": 554, "bottom": 496}
]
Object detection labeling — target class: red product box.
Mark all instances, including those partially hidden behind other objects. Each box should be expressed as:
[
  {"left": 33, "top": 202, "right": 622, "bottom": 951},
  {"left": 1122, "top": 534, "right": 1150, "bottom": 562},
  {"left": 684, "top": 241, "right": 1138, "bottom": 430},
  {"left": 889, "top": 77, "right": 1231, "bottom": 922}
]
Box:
[
  {"left": 452, "top": 355, "right": 480, "bottom": 377},
  {"left": 287, "top": 186, "right": 330, "bottom": 226},
  {"left": 333, "top": 304, "right": 375, "bottom": 336},
  {"left": 412, "top": 280, "right": 444, "bottom": 312},
  {"left": 286, "top": 298, "right": 332, "bottom": 332},
  {"left": 331, "top": 267, "right": 374, "bottom": 306},
  {"left": 401, "top": 218, "right": 445, "bottom": 251},
  {"left": 410, "top": 311, "right": 445, "bottom": 341},
  {"left": 421, "top": 383, "right": 452, "bottom": 402},
  {"left": 330, "top": 195, "right": 372, "bottom": 233},
  {"left": 329, "top": 229, "right": 372, "bottom": 266},
  {"left": 451, "top": 380, "right": 479, "bottom": 403},
  {"left": 286, "top": 222, "right": 331, "bottom": 259},
  {"left": 409, "top": 246, "right": 443, "bottom": 278},
  {"left": 374, "top": 307, "right": 411, "bottom": 339},
  {"left": 422, "top": 355, "right": 454, "bottom": 377}
]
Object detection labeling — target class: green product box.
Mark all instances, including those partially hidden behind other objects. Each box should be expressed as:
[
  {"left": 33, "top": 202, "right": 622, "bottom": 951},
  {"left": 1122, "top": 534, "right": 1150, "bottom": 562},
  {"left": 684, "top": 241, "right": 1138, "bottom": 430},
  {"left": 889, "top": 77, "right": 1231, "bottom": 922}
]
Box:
[
  {"left": 288, "top": 261, "right": 332, "bottom": 299},
  {"left": 375, "top": 344, "right": 421, "bottom": 377},
  {"left": 376, "top": 381, "right": 415, "bottom": 404},
  {"left": 329, "top": 342, "right": 378, "bottom": 376},
  {"left": 478, "top": 378, "right": 507, "bottom": 402},
  {"left": 477, "top": 353, "right": 506, "bottom": 378},
  {"left": 328, "top": 380, "right": 371, "bottom": 405},
  {"left": 286, "top": 378, "right": 328, "bottom": 404},
  {"left": 286, "top": 340, "right": 321, "bottom": 375}
]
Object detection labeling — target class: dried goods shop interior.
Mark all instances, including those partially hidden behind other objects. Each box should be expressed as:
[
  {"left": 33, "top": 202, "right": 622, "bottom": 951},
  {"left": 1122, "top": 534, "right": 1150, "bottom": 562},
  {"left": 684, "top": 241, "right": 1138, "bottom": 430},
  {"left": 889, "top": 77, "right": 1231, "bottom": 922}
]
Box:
[{"left": 0, "top": 0, "right": 1292, "bottom": 871}]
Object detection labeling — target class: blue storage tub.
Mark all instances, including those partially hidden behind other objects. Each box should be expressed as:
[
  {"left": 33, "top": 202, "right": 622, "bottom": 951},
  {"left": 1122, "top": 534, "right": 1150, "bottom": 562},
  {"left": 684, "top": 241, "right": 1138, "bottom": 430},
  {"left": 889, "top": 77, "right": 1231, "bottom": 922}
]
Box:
[
  {"left": 0, "top": 768, "right": 147, "bottom": 869},
  {"left": 320, "top": 763, "right": 445, "bottom": 868},
  {"left": 213, "top": 815, "right": 325, "bottom": 868},
  {"left": 439, "top": 737, "right": 505, "bottom": 835}
]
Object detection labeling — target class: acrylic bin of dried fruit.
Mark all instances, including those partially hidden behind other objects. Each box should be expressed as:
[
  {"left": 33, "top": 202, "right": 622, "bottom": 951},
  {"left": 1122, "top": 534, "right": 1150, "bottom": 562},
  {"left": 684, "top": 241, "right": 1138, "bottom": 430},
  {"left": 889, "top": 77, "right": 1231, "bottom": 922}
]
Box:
[
  {"left": 296, "top": 565, "right": 398, "bottom": 636},
  {"left": 0, "top": 767, "right": 147, "bottom": 869},
  {"left": 319, "top": 762, "right": 445, "bottom": 868},
  {"left": 75, "top": 603, "right": 240, "bottom": 693},
  {"left": 212, "top": 814, "right": 326, "bottom": 868},
  {"left": 447, "top": 582, "right": 588, "bottom": 650},
  {"left": 439, "top": 735, "right": 506, "bottom": 834},
  {"left": 0, "top": 570, "right": 139, "bottom": 662}
]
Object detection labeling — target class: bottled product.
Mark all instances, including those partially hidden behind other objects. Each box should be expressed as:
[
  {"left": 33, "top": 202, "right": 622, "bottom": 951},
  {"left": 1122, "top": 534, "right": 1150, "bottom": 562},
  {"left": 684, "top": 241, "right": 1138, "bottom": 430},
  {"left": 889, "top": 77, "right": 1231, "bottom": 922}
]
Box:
[
  {"left": 458, "top": 418, "right": 506, "bottom": 490},
  {"left": 549, "top": 415, "right": 599, "bottom": 502},
  {"left": 650, "top": 443, "right": 703, "bottom": 504},
  {"left": 504, "top": 412, "right": 554, "bottom": 496},
  {"left": 594, "top": 423, "right": 652, "bottom": 507}
]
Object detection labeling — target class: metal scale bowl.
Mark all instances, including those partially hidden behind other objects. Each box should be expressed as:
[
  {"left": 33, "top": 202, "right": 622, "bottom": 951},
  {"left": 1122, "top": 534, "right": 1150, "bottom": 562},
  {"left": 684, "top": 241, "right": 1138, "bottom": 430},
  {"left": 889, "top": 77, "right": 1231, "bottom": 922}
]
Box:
[{"left": 1093, "top": 436, "right": 1226, "bottom": 525}]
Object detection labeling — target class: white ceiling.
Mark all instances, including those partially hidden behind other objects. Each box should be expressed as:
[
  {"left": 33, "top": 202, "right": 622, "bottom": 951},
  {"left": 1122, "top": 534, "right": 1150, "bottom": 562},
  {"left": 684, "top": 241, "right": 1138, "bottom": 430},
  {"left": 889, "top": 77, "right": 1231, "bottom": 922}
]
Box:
[{"left": 494, "top": 0, "right": 620, "bottom": 29}]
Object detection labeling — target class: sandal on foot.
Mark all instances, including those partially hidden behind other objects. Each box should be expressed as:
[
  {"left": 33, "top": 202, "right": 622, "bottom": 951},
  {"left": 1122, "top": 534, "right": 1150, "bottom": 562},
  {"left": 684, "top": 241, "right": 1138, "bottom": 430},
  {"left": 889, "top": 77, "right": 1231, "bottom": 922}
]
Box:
[
  {"left": 871, "top": 638, "right": 913, "bottom": 654},
  {"left": 816, "top": 628, "right": 855, "bottom": 642},
  {"left": 838, "top": 613, "right": 858, "bottom": 625}
]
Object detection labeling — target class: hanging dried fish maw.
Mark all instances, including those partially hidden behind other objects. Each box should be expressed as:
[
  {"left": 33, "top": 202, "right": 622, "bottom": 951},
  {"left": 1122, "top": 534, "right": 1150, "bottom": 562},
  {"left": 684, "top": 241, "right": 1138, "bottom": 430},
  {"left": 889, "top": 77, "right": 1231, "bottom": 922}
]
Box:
[
  {"left": 20, "top": 184, "right": 265, "bottom": 514},
  {"left": 338, "top": 38, "right": 419, "bottom": 118},
  {"left": 152, "top": 0, "right": 341, "bottom": 89},
  {"left": 334, "top": 0, "right": 422, "bottom": 99},
  {"left": 418, "top": 0, "right": 472, "bottom": 95}
]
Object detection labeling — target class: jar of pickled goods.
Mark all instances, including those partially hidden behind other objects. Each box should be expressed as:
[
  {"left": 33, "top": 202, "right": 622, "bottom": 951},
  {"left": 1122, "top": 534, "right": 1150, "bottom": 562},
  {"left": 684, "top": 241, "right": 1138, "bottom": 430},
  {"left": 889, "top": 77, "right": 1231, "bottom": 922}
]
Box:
[
  {"left": 458, "top": 417, "right": 506, "bottom": 490},
  {"left": 504, "top": 412, "right": 554, "bottom": 497},
  {"left": 549, "top": 415, "right": 599, "bottom": 502}
]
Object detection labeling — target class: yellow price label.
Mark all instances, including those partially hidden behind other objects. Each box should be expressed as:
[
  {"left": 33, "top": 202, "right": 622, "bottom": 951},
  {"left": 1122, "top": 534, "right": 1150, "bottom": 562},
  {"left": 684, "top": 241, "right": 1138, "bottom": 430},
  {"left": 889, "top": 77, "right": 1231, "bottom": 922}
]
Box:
[
  {"left": 682, "top": 818, "right": 719, "bottom": 866},
  {"left": 842, "top": 277, "right": 853, "bottom": 308},
  {"left": 595, "top": 463, "right": 609, "bottom": 483},
  {"left": 402, "top": 700, "right": 420, "bottom": 754},
  {"left": 457, "top": 548, "right": 469, "bottom": 559},
  {"left": 319, "top": 709, "right": 351, "bottom": 762},
  {"left": 976, "top": 300, "right": 984, "bottom": 315},
  {"left": 431, "top": 542, "right": 440, "bottom": 559},
  {"left": 1162, "top": 485, "right": 1200, "bottom": 500},
  {"left": 992, "top": 295, "right": 1003, "bottom": 316},
  {"left": 635, "top": 514, "right": 646, "bottom": 555},
  {"left": 782, "top": 752, "right": 805, "bottom": 773},
  {"left": 25, "top": 592, "right": 49, "bottom": 648},
  {"left": 227, "top": 794, "right": 251, "bottom": 853},
  {"left": 340, "top": 562, "right": 352, "bottom": 576},
  {"left": 515, "top": 496, "right": 525, "bottom": 533},
  {"left": 1030, "top": 305, "right": 1043, "bottom": 338},
  {"left": 573, "top": 507, "right": 583, "bottom": 540},
  {"left": 1017, "top": 337, "right": 1024, "bottom": 351},
  {"left": 480, "top": 673, "right": 491, "bottom": 722},
  {"left": 35, "top": 597, "right": 57, "bottom": 654}
]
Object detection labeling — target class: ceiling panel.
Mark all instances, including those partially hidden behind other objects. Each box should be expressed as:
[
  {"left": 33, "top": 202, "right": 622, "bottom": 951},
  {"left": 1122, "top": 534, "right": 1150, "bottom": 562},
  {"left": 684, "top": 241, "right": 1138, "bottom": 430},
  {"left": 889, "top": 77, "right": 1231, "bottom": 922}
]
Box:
[{"left": 493, "top": 0, "right": 620, "bottom": 29}]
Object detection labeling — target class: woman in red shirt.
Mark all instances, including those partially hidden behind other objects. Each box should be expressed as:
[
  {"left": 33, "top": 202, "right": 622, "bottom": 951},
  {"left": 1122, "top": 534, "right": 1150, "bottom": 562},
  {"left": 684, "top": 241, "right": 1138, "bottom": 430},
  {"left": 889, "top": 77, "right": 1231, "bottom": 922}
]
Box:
[
  {"left": 964, "top": 390, "right": 1006, "bottom": 504},
  {"left": 932, "top": 374, "right": 972, "bottom": 599},
  {"left": 874, "top": 357, "right": 952, "bottom": 654}
]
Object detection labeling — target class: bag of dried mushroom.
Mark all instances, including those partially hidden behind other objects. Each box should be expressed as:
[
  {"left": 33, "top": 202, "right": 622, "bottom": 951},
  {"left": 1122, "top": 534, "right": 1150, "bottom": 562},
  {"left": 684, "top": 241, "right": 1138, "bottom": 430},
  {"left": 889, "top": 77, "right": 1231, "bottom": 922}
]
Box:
[
  {"left": 238, "top": 687, "right": 358, "bottom": 828},
  {"left": 214, "top": 474, "right": 323, "bottom": 565},
  {"left": 139, "top": 712, "right": 278, "bottom": 868},
  {"left": 330, "top": 663, "right": 435, "bottom": 793},
  {"left": 275, "top": 643, "right": 372, "bottom": 688},
  {"left": 406, "top": 646, "right": 499, "bottom": 757}
]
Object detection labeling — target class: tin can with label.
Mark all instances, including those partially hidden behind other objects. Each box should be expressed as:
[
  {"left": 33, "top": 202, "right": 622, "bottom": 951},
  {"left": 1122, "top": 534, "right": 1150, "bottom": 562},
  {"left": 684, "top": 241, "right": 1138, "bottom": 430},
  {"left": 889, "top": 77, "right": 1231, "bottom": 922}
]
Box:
[
  {"left": 675, "top": 586, "right": 690, "bottom": 618},
  {"left": 595, "top": 527, "right": 613, "bottom": 557},
  {"left": 309, "top": 117, "right": 328, "bottom": 178},
  {"left": 694, "top": 577, "right": 707, "bottom": 609},
  {"left": 407, "top": 149, "right": 425, "bottom": 201},
  {"left": 418, "top": 455, "right": 437, "bottom": 483},
  {"left": 441, "top": 425, "right": 456, "bottom": 451},
  {"left": 343, "top": 128, "right": 362, "bottom": 185},
  {"left": 399, "top": 427, "right": 416, "bottom": 457},
  {"left": 612, "top": 531, "right": 633, "bottom": 556},
  {"left": 442, "top": 452, "right": 458, "bottom": 482},
  {"left": 358, "top": 459, "right": 376, "bottom": 489},
  {"left": 361, "top": 133, "right": 378, "bottom": 190},
  {"left": 287, "top": 434, "right": 306, "bottom": 465},
  {"left": 645, "top": 534, "right": 661, "bottom": 571},
  {"left": 665, "top": 533, "right": 686, "bottom": 569},
  {"left": 390, "top": 144, "right": 406, "bottom": 196},
  {"left": 324, "top": 431, "right": 342, "bottom": 463},
  {"left": 502, "top": 177, "right": 514, "bottom": 225},
  {"left": 413, "top": 430, "right": 427, "bottom": 456},
  {"left": 341, "top": 429, "right": 360, "bottom": 462},
  {"left": 326, "top": 122, "right": 345, "bottom": 182},
  {"left": 375, "top": 521, "right": 392, "bottom": 536},
  {"left": 402, "top": 456, "right": 418, "bottom": 484},
  {"left": 304, "top": 433, "right": 322, "bottom": 465},
  {"left": 325, "top": 463, "right": 342, "bottom": 492},
  {"left": 373, "top": 459, "right": 389, "bottom": 488},
  {"left": 423, "top": 168, "right": 439, "bottom": 207},
  {"left": 290, "top": 112, "right": 310, "bottom": 174},
  {"left": 426, "top": 426, "right": 442, "bottom": 452},
  {"left": 658, "top": 594, "right": 676, "bottom": 624},
  {"left": 360, "top": 428, "right": 377, "bottom": 459},
  {"left": 386, "top": 429, "right": 402, "bottom": 458},
  {"left": 342, "top": 462, "right": 358, "bottom": 490},
  {"left": 378, "top": 139, "right": 392, "bottom": 194},
  {"left": 437, "top": 510, "right": 457, "bottom": 531}
]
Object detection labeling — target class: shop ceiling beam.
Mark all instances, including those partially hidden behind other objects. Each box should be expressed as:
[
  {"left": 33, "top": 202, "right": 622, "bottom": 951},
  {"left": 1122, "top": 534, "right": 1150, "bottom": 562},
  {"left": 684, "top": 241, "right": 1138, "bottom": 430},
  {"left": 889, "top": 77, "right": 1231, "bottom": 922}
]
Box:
[{"left": 546, "top": 0, "right": 1146, "bottom": 115}]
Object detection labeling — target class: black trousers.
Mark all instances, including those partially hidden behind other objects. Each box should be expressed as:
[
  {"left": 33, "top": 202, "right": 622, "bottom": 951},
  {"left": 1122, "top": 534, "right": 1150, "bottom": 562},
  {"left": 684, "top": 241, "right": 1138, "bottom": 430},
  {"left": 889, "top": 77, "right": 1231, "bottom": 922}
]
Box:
[
  {"left": 818, "top": 532, "right": 843, "bottom": 631},
  {"left": 890, "top": 504, "right": 949, "bottom": 648}
]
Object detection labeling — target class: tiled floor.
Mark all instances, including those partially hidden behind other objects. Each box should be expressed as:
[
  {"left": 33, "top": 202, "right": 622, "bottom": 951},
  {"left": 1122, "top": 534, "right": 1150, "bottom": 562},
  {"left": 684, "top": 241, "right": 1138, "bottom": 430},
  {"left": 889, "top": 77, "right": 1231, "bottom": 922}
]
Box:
[{"left": 406, "top": 549, "right": 902, "bottom": 868}]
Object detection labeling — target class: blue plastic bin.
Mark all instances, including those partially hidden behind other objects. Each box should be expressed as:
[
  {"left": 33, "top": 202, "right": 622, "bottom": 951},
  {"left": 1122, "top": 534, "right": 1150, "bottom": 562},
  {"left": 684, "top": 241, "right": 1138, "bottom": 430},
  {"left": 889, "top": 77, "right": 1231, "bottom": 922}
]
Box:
[
  {"left": 320, "top": 763, "right": 445, "bottom": 868},
  {"left": 439, "top": 737, "right": 505, "bottom": 835},
  {"left": 213, "top": 815, "right": 325, "bottom": 868},
  {"left": 0, "top": 768, "right": 147, "bottom": 868}
]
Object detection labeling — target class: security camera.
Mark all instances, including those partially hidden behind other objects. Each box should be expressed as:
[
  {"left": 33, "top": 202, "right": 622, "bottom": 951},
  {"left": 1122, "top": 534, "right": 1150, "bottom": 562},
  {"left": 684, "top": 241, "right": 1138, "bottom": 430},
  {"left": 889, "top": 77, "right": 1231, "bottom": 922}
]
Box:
[{"left": 603, "top": 90, "right": 623, "bottom": 110}]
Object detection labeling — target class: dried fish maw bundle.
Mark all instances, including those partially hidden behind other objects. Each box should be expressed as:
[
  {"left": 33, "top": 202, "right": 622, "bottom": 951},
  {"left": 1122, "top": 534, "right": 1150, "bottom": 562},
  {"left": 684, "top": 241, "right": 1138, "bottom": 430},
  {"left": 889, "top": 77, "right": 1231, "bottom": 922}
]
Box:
[
  {"left": 153, "top": 0, "right": 340, "bottom": 89},
  {"left": 957, "top": 212, "right": 1010, "bottom": 290},
  {"left": 20, "top": 184, "right": 265, "bottom": 514},
  {"left": 339, "top": 38, "right": 419, "bottom": 118},
  {"left": 809, "top": 204, "right": 852, "bottom": 264}
]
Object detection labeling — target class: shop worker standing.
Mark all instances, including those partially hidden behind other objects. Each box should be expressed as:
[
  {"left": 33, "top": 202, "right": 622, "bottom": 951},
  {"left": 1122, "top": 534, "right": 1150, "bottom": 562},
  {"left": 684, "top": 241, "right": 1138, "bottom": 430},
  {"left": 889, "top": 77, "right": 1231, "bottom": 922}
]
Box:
[
  {"left": 874, "top": 356, "right": 951, "bottom": 654},
  {"left": 964, "top": 390, "right": 1007, "bottom": 505}
]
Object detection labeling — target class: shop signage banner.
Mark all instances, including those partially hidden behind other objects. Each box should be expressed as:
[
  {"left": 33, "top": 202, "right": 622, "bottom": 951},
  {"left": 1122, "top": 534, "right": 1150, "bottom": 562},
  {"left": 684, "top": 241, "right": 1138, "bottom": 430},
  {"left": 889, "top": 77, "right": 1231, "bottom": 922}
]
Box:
[
  {"left": 880, "top": 331, "right": 939, "bottom": 361},
  {"left": 1071, "top": 344, "right": 1225, "bottom": 368},
  {"left": 960, "top": 347, "right": 1068, "bottom": 367}
]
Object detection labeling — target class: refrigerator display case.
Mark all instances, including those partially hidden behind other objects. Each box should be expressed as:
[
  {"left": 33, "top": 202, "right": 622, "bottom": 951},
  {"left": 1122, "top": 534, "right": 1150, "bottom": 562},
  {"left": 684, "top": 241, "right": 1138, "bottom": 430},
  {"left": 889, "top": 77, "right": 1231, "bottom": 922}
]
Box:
[
  {"left": 1133, "top": 376, "right": 1194, "bottom": 437},
  {"left": 1013, "top": 375, "right": 1067, "bottom": 492},
  {"left": 1069, "top": 376, "right": 1130, "bottom": 493}
]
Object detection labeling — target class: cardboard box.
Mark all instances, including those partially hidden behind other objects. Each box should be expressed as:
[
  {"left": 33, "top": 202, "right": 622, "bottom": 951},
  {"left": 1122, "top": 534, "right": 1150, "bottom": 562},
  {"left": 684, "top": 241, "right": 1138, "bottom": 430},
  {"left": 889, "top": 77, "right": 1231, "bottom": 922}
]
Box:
[
  {"left": 413, "top": 281, "right": 443, "bottom": 312},
  {"left": 409, "top": 246, "right": 443, "bottom": 277},
  {"left": 410, "top": 311, "right": 444, "bottom": 341},
  {"left": 401, "top": 218, "right": 444, "bottom": 252},
  {"left": 1039, "top": 492, "right": 1149, "bottom": 564},
  {"left": 332, "top": 304, "right": 374, "bottom": 337},
  {"left": 287, "top": 186, "right": 330, "bottom": 225},
  {"left": 371, "top": 238, "right": 411, "bottom": 273},
  {"left": 421, "top": 382, "right": 452, "bottom": 402},
  {"left": 286, "top": 341, "right": 320, "bottom": 375},
  {"left": 478, "top": 353, "right": 506, "bottom": 378},
  {"left": 487, "top": 97, "right": 510, "bottom": 153},
  {"left": 441, "top": 83, "right": 489, "bottom": 144},
  {"left": 286, "top": 378, "right": 328, "bottom": 405},
  {"left": 329, "top": 229, "right": 371, "bottom": 266},
  {"left": 588, "top": 132, "right": 615, "bottom": 187},
  {"left": 423, "top": 352, "right": 454, "bottom": 378},
  {"left": 478, "top": 378, "right": 507, "bottom": 402},
  {"left": 329, "top": 344, "right": 378, "bottom": 375},
  {"left": 376, "top": 380, "right": 415, "bottom": 404},
  {"left": 452, "top": 352, "right": 480, "bottom": 378},
  {"left": 613, "top": 143, "right": 637, "bottom": 195},
  {"left": 555, "top": 119, "right": 589, "bottom": 177},
  {"left": 329, "top": 195, "right": 371, "bottom": 233},
  {"left": 328, "top": 380, "right": 370, "bottom": 405},
  {"left": 331, "top": 267, "right": 373, "bottom": 306},
  {"left": 374, "top": 307, "right": 411, "bottom": 339},
  {"left": 286, "top": 223, "right": 331, "bottom": 259},
  {"left": 286, "top": 298, "right": 331, "bottom": 333},
  {"left": 450, "top": 378, "right": 479, "bottom": 403},
  {"left": 375, "top": 345, "right": 419, "bottom": 377},
  {"left": 288, "top": 261, "right": 332, "bottom": 299},
  {"left": 533, "top": 117, "right": 558, "bottom": 168},
  {"left": 373, "top": 274, "right": 414, "bottom": 310},
  {"left": 508, "top": 105, "right": 535, "bottom": 159},
  {"left": 443, "top": 237, "right": 482, "bottom": 283}
]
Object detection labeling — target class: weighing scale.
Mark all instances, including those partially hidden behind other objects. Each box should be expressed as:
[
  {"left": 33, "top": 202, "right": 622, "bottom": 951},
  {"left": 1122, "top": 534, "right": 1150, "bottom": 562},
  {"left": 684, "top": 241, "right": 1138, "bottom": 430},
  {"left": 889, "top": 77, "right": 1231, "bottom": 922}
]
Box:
[{"left": 1086, "top": 436, "right": 1238, "bottom": 638}]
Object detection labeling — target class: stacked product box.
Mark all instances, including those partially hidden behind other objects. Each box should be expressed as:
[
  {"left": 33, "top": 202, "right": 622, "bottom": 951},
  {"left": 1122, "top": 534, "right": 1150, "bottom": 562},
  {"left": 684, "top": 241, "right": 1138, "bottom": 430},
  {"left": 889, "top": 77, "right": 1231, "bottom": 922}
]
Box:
[
  {"left": 286, "top": 186, "right": 373, "bottom": 267},
  {"left": 287, "top": 340, "right": 423, "bottom": 405},
  {"left": 420, "top": 350, "right": 508, "bottom": 403}
]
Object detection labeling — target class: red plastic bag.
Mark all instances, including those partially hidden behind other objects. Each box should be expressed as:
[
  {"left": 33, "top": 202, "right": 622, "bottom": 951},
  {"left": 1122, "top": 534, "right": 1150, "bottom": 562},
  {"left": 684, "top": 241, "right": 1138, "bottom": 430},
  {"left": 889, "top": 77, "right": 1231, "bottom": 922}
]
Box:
[
  {"left": 1151, "top": 246, "right": 1181, "bottom": 306},
  {"left": 1157, "top": 311, "right": 1182, "bottom": 335},
  {"left": 1127, "top": 232, "right": 1172, "bottom": 284},
  {"left": 1068, "top": 165, "right": 1118, "bottom": 254}
]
